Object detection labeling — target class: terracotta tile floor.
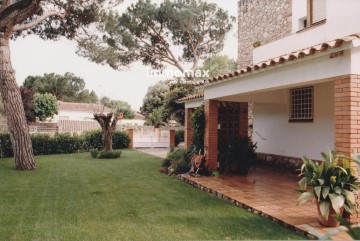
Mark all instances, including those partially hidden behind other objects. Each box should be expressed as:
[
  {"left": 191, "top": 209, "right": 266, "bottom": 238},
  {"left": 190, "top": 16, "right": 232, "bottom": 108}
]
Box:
[{"left": 180, "top": 166, "right": 353, "bottom": 240}]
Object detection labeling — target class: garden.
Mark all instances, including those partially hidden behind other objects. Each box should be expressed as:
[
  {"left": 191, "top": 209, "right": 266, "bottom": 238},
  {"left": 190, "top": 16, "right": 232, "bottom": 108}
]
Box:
[{"left": 0, "top": 150, "right": 304, "bottom": 241}]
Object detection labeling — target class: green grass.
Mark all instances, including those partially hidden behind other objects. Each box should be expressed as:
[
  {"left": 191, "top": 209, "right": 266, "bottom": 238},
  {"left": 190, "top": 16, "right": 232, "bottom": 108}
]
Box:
[{"left": 0, "top": 150, "right": 304, "bottom": 241}]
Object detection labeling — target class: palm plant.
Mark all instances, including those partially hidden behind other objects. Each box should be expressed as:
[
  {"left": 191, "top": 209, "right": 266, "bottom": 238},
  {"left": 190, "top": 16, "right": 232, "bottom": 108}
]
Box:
[{"left": 297, "top": 150, "right": 360, "bottom": 224}]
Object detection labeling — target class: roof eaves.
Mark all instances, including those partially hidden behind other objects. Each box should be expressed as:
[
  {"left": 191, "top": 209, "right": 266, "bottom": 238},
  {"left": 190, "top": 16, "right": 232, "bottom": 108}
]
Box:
[{"left": 197, "top": 33, "right": 360, "bottom": 88}]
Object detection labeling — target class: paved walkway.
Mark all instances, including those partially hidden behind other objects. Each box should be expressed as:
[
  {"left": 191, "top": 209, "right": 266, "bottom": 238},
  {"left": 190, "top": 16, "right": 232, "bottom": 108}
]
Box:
[
  {"left": 135, "top": 148, "right": 170, "bottom": 159},
  {"left": 180, "top": 166, "right": 352, "bottom": 240}
]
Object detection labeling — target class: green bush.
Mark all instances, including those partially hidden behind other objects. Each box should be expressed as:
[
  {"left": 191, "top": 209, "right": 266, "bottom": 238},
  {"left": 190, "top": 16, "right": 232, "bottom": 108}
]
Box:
[
  {"left": 219, "top": 137, "right": 257, "bottom": 175},
  {"left": 83, "top": 130, "right": 102, "bottom": 150},
  {"left": 162, "top": 148, "right": 196, "bottom": 176},
  {"left": 83, "top": 130, "right": 130, "bottom": 150},
  {"left": 175, "top": 129, "right": 184, "bottom": 147},
  {"left": 168, "top": 158, "right": 189, "bottom": 175},
  {"left": 31, "top": 134, "right": 53, "bottom": 155},
  {"left": 31, "top": 133, "right": 83, "bottom": 156},
  {"left": 53, "top": 133, "right": 83, "bottom": 154},
  {"left": 0, "top": 130, "right": 130, "bottom": 158},
  {"left": 166, "top": 149, "right": 187, "bottom": 163},
  {"left": 90, "top": 149, "right": 99, "bottom": 158},
  {"left": 112, "top": 131, "right": 130, "bottom": 149},
  {"left": 0, "top": 133, "right": 13, "bottom": 158},
  {"left": 98, "top": 150, "right": 122, "bottom": 159},
  {"left": 162, "top": 149, "right": 186, "bottom": 168}
]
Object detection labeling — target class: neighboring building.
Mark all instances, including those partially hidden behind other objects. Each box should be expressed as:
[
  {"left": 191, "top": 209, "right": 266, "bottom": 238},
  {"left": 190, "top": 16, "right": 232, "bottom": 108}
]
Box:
[
  {"left": 180, "top": 0, "right": 360, "bottom": 222},
  {"left": 54, "top": 101, "right": 112, "bottom": 121},
  {"left": 118, "top": 112, "right": 146, "bottom": 128}
]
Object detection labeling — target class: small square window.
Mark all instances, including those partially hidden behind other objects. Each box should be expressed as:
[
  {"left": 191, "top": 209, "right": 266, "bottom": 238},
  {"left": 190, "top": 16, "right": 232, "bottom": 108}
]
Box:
[{"left": 289, "top": 87, "right": 314, "bottom": 122}]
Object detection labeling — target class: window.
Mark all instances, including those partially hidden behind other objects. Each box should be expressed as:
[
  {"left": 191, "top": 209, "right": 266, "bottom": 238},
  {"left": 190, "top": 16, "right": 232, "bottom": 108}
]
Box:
[
  {"left": 289, "top": 87, "right": 314, "bottom": 122},
  {"left": 308, "top": 0, "right": 326, "bottom": 25}
]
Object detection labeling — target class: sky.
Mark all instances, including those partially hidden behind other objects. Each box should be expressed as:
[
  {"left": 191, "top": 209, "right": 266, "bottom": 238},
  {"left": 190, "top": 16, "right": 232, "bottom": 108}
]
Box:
[{"left": 10, "top": 0, "right": 238, "bottom": 111}]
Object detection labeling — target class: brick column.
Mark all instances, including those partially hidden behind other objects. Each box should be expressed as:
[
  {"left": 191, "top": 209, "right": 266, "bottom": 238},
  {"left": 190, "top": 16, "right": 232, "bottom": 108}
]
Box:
[
  {"left": 126, "top": 129, "right": 134, "bottom": 149},
  {"left": 334, "top": 74, "right": 360, "bottom": 223},
  {"left": 204, "top": 100, "right": 218, "bottom": 172},
  {"left": 169, "top": 129, "right": 175, "bottom": 149},
  {"left": 184, "top": 108, "right": 193, "bottom": 148},
  {"left": 239, "top": 102, "right": 249, "bottom": 138}
]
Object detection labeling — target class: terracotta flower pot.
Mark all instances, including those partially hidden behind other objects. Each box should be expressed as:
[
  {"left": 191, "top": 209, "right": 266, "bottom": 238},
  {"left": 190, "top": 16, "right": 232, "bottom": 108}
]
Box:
[{"left": 316, "top": 202, "right": 344, "bottom": 227}]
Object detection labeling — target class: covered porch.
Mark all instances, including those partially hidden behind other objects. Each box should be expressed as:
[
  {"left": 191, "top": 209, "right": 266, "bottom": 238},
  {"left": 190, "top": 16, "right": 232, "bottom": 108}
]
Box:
[
  {"left": 180, "top": 34, "right": 360, "bottom": 225},
  {"left": 180, "top": 166, "right": 352, "bottom": 240}
]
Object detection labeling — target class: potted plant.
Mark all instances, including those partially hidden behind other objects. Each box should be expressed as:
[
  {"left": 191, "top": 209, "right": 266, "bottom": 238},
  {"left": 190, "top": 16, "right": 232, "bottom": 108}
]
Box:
[
  {"left": 297, "top": 150, "right": 360, "bottom": 227},
  {"left": 220, "top": 137, "right": 257, "bottom": 175}
]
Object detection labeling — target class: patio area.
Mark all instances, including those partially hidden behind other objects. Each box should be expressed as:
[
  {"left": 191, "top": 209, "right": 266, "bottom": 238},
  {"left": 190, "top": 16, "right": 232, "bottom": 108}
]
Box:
[{"left": 180, "top": 166, "right": 352, "bottom": 240}]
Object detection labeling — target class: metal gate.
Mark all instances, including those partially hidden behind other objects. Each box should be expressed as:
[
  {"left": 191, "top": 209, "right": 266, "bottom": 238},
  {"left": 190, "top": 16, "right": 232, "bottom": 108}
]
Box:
[{"left": 133, "top": 126, "right": 170, "bottom": 148}]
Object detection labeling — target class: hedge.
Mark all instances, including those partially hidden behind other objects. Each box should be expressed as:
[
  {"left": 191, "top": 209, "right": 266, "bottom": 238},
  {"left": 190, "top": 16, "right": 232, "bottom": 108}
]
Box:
[{"left": 0, "top": 130, "right": 130, "bottom": 158}]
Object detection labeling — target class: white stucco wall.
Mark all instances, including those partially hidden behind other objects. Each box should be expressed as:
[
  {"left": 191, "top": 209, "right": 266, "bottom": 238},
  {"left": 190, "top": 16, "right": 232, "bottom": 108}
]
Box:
[
  {"left": 119, "top": 119, "right": 145, "bottom": 127},
  {"left": 206, "top": 48, "right": 351, "bottom": 100},
  {"left": 292, "top": 0, "right": 307, "bottom": 33},
  {"left": 254, "top": 0, "right": 360, "bottom": 63},
  {"left": 252, "top": 81, "right": 334, "bottom": 160},
  {"left": 184, "top": 99, "right": 203, "bottom": 109},
  {"left": 53, "top": 111, "right": 95, "bottom": 121}
]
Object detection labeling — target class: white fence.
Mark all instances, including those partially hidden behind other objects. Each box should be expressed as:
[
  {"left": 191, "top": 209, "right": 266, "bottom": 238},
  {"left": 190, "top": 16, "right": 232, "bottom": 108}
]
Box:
[
  {"left": 29, "top": 124, "right": 58, "bottom": 135},
  {"left": 133, "top": 126, "right": 170, "bottom": 148},
  {"left": 58, "top": 120, "right": 100, "bottom": 134}
]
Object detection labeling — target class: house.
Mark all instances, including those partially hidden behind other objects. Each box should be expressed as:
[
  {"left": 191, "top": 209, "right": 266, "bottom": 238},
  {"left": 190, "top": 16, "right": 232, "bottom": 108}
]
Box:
[
  {"left": 118, "top": 112, "right": 146, "bottom": 128},
  {"left": 179, "top": 0, "right": 360, "bottom": 222},
  {"left": 54, "top": 101, "right": 112, "bottom": 121}
]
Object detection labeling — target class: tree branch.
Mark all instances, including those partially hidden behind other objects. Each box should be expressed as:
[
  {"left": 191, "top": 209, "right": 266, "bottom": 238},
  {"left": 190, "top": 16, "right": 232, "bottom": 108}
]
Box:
[
  {"left": 0, "top": 0, "right": 12, "bottom": 12},
  {"left": 13, "top": 11, "right": 65, "bottom": 32},
  {"left": 0, "top": 0, "right": 38, "bottom": 28},
  {"left": 147, "top": 24, "right": 185, "bottom": 73}
]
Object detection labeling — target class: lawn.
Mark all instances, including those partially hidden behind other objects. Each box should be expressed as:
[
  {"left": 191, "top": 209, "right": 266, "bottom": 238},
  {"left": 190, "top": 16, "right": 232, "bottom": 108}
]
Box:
[{"left": 0, "top": 150, "right": 304, "bottom": 241}]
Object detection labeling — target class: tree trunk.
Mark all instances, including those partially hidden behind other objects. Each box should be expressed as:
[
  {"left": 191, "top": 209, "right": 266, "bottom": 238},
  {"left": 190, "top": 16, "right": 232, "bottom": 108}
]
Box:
[
  {"left": 0, "top": 36, "right": 36, "bottom": 170},
  {"left": 102, "top": 128, "right": 113, "bottom": 152},
  {"left": 94, "top": 113, "right": 118, "bottom": 152}
]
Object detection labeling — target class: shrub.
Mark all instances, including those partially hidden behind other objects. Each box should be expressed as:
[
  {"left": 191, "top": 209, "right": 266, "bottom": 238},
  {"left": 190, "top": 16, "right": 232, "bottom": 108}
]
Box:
[
  {"left": 53, "top": 133, "right": 83, "bottom": 154},
  {"left": 175, "top": 129, "right": 184, "bottom": 147},
  {"left": 112, "top": 131, "right": 130, "bottom": 149},
  {"left": 0, "top": 130, "right": 130, "bottom": 158},
  {"left": 83, "top": 130, "right": 102, "bottom": 150},
  {"left": 31, "top": 134, "right": 53, "bottom": 155},
  {"left": 90, "top": 149, "right": 99, "bottom": 158},
  {"left": 98, "top": 150, "right": 122, "bottom": 159},
  {"left": 33, "top": 93, "right": 58, "bottom": 121},
  {"left": 31, "top": 133, "right": 84, "bottom": 156},
  {"left": 166, "top": 149, "right": 187, "bottom": 162},
  {"left": 161, "top": 148, "right": 194, "bottom": 176},
  {"left": 0, "top": 133, "right": 13, "bottom": 158},
  {"left": 219, "top": 137, "right": 257, "bottom": 175},
  {"left": 83, "top": 130, "right": 130, "bottom": 151},
  {"left": 168, "top": 158, "right": 188, "bottom": 175}
]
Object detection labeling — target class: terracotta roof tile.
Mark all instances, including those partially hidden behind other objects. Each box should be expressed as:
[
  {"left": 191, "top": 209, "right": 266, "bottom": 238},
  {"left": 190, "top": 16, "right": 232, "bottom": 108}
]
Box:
[
  {"left": 196, "top": 33, "right": 360, "bottom": 87},
  {"left": 178, "top": 89, "right": 204, "bottom": 102}
]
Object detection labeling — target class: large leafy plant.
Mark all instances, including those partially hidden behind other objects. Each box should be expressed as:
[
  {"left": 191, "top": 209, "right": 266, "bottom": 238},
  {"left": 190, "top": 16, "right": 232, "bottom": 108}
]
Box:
[{"left": 297, "top": 151, "right": 360, "bottom": 220}]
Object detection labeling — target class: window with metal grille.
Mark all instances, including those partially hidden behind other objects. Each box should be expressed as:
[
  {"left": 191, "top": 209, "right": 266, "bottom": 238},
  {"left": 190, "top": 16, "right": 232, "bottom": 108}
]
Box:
[
  {"left": 309, "top": 0, "right": 326, "bottom": 24},
  {"left": 289, "top": 87, "right": 314, "bottom": 122}
]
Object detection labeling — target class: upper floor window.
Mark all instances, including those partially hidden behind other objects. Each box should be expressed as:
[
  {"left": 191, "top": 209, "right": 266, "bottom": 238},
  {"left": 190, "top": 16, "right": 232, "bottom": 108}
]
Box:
[
  {"left": 289, "top": 87, "right": 314, "bottom": 122},
  {"left": 308, "top": 0, "right": 326, "bottom": 25}
]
